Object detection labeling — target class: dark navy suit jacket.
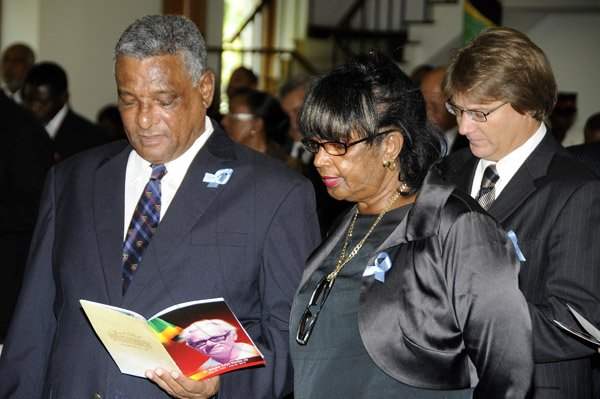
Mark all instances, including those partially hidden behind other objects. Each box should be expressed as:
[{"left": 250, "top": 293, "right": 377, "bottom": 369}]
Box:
[
  {"left": 0, "top": 92, "right": 53, "bottom": 339},
  {"left": 53, "top": 109, "right": 106, "bottom": 162},
  {"left": 0, "top": 124, "right": 320, "bottom": 398}
]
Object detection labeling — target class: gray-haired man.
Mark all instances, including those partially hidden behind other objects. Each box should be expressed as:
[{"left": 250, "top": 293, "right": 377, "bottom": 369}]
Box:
[{"left": 0, "top": 15, "right": 319, "bottom": 398}]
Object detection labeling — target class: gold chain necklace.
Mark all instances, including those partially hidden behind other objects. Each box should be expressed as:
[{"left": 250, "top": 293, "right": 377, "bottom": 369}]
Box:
[{"left": 326, "top": 189, "right": 402, "bottom": 282}]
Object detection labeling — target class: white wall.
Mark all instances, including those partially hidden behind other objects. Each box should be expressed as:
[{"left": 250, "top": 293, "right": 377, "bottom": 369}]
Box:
[
  {"left": 1, "top": 0, "right": 40, "bottom": 52},
  {"left": 40, "top": 0, "right": 162, "bottom": 121},
  {"left": 1, "top": 0, "right": 225, "bottom": 122},
  {"left": 2, "top": 0, "right": 162, "bottom": 121},
  {"left": 526, "top": 13, "right": 600, "bottom": 145}
]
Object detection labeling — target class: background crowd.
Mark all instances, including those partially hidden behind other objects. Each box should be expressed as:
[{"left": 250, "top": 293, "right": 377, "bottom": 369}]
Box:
[{"left": 0, "top": 10, "right": 599, "bottom": 399}]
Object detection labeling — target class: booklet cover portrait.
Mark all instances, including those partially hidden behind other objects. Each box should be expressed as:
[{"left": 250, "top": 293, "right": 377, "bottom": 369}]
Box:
[{"left": 80, "top": 298, "right": 265, "bottom": 381}]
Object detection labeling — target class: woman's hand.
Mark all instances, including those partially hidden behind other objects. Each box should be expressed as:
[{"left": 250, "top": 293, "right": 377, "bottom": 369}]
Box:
[{"left": 145, "top": 368, "right": 219, "bottom": 399}]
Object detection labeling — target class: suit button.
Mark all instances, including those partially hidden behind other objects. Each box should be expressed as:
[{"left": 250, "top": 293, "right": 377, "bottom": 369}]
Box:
[{"left": 91, "top": 394, "right": 103, "bottom": 399}]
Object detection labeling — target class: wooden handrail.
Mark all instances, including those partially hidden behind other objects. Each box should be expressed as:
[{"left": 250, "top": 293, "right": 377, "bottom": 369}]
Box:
[
  {"left": 336, "top": 0, "right": 368, "bottom": 30},
  {"left": 206, "top": 45, "right": 319, "bottom": 75},
  {"left": 226, "top": 0, "right": 271, "bottom": 43}
]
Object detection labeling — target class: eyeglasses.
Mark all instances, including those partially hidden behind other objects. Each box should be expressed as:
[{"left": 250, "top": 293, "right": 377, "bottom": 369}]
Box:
[
  {"left": 301, "top": 129, "right": 395, "bottom": 156},
  {"left": 445, "top": 99, "right": 508, "bottom": 122},
  {"left": 225, "top": 112, "right": 255, "bottom": 121},
  {"left": 186, "top": 331, "right": 231, "bottom": 348},
  {"left": 296, "top": 276, "right": 335, "bottom": 345}
]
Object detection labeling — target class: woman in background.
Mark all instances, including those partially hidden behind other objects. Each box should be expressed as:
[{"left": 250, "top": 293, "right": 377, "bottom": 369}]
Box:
[{"left": 222, "top": 88, "right": 291, "bottom": 163}]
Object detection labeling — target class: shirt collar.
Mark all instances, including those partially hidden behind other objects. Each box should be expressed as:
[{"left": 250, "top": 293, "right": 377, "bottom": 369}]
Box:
[
  {"left": 45, "top": 104, "right": 69, "bottom": 139},
  {"left": 127, "top": 116, "right": 215, "bottom": 183},
  {"left": 495, "top": 122, "right": 546, "bottom": 179},
  {"left": 473, "top": 122, "right": 546, "bottom": 197}
]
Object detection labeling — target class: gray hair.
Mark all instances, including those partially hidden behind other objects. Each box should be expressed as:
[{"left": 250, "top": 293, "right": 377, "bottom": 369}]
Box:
[{"left": 114, "top": 14, "right": 207, "bottom": 85}]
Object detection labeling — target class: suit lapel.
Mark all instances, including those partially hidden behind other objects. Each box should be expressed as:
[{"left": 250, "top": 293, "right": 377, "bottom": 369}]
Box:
[
  {"left": 122, "top": 127, "right": 238, "bottom": 306},
  {"left": 444, "top": 151, "right": 478, "bottom": 194},
  {"left": 94, "top": 145, "right": 130, "bottom": 305},
  {"left": 488, "top": 133, "right": 557, "bottom": 224}
]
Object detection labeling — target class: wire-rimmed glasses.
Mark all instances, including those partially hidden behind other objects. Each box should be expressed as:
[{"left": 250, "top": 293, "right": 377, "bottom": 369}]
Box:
[{"left": 445, "top": 99, "right": 508, "bottom": 122}]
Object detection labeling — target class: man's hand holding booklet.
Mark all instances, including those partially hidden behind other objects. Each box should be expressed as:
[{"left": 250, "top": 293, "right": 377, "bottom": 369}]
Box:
[{"left": 80, "top": 298, "right": 265, "bottom": 380}]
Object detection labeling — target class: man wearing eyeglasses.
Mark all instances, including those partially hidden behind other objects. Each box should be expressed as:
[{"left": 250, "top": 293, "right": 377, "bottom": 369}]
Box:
[
  {"left": 439, "top": 27, "right": 600, "bottom": 399},
  {"left": 183, "top": 319, "right": 260, "bottom": 369},
  {"left": 419, "top": 66, "right": 469, "bottom": 154}
]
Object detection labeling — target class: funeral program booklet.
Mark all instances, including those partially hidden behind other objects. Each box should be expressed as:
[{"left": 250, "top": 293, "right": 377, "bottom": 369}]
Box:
[
  {"left": 553, "top": 303, "right": 600, "bottom": 346},
  {"left": 80, "top": 298, "right": 265, "bottom": 380}
]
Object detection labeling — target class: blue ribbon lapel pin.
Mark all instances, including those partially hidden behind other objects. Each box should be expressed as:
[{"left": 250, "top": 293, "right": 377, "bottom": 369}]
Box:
[
  {"left": 507, "top": 230, "right": 526, "bottom": 262},
  {"left": 203, "top": 168, "right": 233, "bottom": 188},
  {"left": 362, "top": 252, "right": 393, "bottom": 283}
]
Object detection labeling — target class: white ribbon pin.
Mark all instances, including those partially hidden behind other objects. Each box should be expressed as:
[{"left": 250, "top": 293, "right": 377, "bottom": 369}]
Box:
[
  {"left": 362, "top": 252, "right": 392, "bottom": 283},
  {"left": 203, "top": 168, "right": 233, "bottom": 188}
]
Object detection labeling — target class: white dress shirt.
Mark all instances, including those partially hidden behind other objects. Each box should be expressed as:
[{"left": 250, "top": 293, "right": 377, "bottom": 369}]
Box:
[
  {"left": 470, "top": 123, "right": 546, "bottom": 199},
  {"left": 45, "top": 104, "right": 69, "bottom": 140},
  {"left": 2, "top": 83, "right": 23, "bottom": 104},
  {"left": 123, "top": 117, "right": 214, "bottom": 239}
]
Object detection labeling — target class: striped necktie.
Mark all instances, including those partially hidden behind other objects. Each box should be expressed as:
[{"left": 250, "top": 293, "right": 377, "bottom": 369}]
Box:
[
  {"left": 121, "top": 163, "right": 167, "bottom": 295},
  {"left": 476, "top": 164, "right": 499, "bottom": 210}
]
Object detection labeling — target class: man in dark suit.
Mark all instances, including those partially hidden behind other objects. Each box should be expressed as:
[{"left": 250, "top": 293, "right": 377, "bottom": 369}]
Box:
[
  {"left": 568, "top": 141, "right": 600, "bottom": 177},
  {"left": 0, "top": 15, "right": 320, "bottom": 398},
  {"left": 1, "top": 42, "right": 35, "bottom": 104},
  {"left": 420, "top": 66, "right": 469, "bottom": 154},
  {"left": 0, "top": 91, "right": 53, "bottom": 341},
  {"left": 568, "top": 113, "right": 600, "bottom": 177},
  {"left": 439, "top": 27, "right": 600, "bottom": 399},
  {"left": 22, "top": 61, "right": 106, "bottom": 163},
  {"left": 583, "top": 112, "right": 600, "bottom": 144}
]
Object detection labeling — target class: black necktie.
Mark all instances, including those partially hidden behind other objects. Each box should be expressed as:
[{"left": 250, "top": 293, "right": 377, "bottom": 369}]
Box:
[
  {"left": 121, "top": 164, "right": 167, "bottom": 295},
  {"left": 476, "top": 164, "right": 499, "bottom": 210}
]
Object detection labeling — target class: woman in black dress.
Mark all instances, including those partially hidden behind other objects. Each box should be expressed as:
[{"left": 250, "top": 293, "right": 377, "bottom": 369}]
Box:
[{"left": 290, "top": 51, "right": 533, "bottom": 399}]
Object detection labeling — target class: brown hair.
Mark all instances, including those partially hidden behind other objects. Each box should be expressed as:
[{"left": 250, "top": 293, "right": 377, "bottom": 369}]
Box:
[{"left": 443, "top": 27, "right": 557, "bottom": 121}]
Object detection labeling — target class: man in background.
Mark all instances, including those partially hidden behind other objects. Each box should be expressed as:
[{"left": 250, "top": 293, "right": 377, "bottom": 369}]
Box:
[
  {"left": 568, "top": 112, "right": 600, "bottom": 176},
  {"left": 409, "top": 63, "right": 433, "bottom": 85},
  {"left": 280, "top": 77, "right": 313, "bottom": 169},
  {"left": 440, "top": 27, "right": 600, "bottom": 398},
  {"left": 0, "top": 14, "right": 319, "bottom": 398},
  {"left": 420, "top": 66, "right": 468, "bottom": 154},
  {"left": 0, "top": 90, "right": 53, "bottom": 343},
  {"left": 583, "top": 112, "right": 600, "bottom": 144},
  {"left": 22, "top": 61, "right": 106, "bottom": 162},
  {"left": 97, "top": 103, "right": 127, "bottom": 142},
  {"left": 1, "top": 42, "right": 35, "bottom": 104},
  {"left": 548, "top": 91, "right": 577, "bottom": 144}
]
